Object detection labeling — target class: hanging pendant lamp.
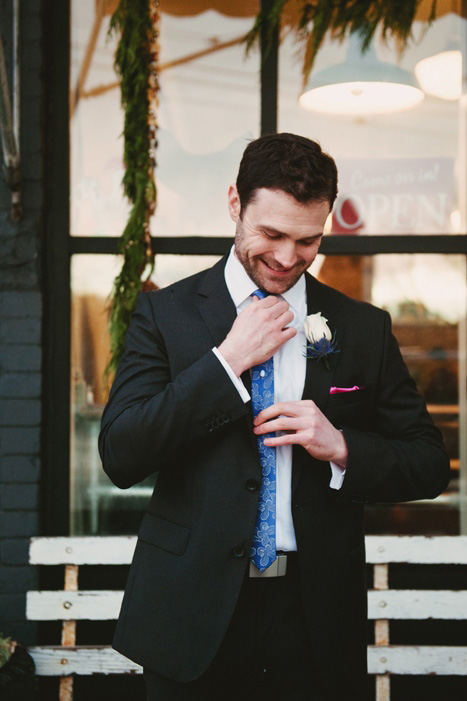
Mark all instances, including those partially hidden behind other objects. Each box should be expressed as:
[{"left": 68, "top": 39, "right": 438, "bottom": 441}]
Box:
[{"left": 299, "top": 33, "right": 424, "bottom": 116}]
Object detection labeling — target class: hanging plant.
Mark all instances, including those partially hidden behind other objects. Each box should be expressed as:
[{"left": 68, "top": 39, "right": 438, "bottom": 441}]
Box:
[
  {"left": 106, "top": 0, "right": 160, "bottom": 378},
  {"left": 246, "top": 0, "right": 437, "bottom": 84}
]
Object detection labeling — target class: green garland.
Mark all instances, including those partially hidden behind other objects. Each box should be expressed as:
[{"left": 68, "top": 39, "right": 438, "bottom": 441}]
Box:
[
  {"left": 0, "top": 634, "right": 12, "bottom": 668},
  {"left": 107, "top": 0, "right": 159, "bottom": 378},
  {"left": 247, "top": 0, "right": 437, "bottom": 83}
]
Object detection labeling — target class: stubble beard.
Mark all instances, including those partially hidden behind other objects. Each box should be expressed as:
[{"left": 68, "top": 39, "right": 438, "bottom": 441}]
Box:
[{"left": 234, "top": 230, "right": 305, "bottom": 295}]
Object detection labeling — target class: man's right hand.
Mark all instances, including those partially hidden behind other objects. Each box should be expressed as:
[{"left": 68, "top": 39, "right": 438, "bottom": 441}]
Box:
[{"left": 217, "top": 295, "right": 296, "bottom": 377}]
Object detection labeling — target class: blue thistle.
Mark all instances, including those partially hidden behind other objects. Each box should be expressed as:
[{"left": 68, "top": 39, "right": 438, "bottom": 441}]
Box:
[{"left": 305, "top": 334, "right": 340, "bottom": 371}]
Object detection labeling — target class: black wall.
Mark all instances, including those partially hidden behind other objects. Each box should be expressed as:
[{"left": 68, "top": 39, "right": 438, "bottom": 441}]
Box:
[{"left": 0, "top": 0, "right": 43, "bottom": 645}]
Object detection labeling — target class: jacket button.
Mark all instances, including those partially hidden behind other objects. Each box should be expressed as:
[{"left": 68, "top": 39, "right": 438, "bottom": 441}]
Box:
[
  {"left": 232, "top": 545, "right": 245, "bottom": 558},
  {"left": 222, "top": 414, "right": 230, "bottom": 424},
  {"left": 245, "top": 479, "right": 260, "bottom": 491}
]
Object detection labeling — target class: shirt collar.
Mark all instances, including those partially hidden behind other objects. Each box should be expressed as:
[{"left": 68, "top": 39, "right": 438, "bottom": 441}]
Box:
[{"left": 224, "top": 245, "right": 306, "bottom": 316}]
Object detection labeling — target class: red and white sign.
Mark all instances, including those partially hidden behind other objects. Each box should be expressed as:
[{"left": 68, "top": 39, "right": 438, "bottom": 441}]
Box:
[{"left": 331, "top": 158, "right": 455, "bottom": 235}]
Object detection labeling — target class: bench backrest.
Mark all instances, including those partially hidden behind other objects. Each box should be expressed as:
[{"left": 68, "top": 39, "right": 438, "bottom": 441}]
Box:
[{"left": 27, "top": 535, "right": 467, "bottom": 700}]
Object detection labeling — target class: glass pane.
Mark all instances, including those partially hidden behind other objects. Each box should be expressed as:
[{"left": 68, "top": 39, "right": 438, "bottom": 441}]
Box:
[
  {"left": 70, "top": 2, "right": 260, "bottom": 238},
  {"left": 309, "top": 252, "right": 466, "bottom": 535},
  {"left": 70, "top": 254, "right": 221, "bottom": 535},
  {"left": 280, "top": 13, "right": 467, "bottom": 235}
]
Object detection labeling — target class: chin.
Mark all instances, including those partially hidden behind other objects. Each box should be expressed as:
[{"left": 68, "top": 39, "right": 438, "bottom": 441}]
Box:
[
  {"left": 262, "top": 269, "right": 305, "bottom": 294},
  {"left": 259, "top": 278, "right": 295, "bottom": 296}
]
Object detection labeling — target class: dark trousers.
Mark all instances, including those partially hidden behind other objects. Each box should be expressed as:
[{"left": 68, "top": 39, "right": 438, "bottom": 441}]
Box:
[{"left": 144, "top": 554, "right": 328, "bottom": 700}]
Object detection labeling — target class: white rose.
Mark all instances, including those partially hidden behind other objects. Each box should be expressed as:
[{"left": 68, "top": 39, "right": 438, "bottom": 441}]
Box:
[{"left": 304, "top": 312, "right": 332, "bottom": 343}]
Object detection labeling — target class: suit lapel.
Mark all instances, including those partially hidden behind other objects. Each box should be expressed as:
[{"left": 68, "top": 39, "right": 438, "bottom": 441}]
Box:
[
  {"left": 195, "top": 256, "right": 252, "bottom": 394},
  {"left": 292, "top": 273, "right": 345, "bottom": 494},
  {"left": 196, "top": 258, "right": 257, "bottom": 452},
  {"left": 195, "top": 257, "right": 236, "bottom": 346},
  {"left": 301, "top": 274, "right": 342, "bottom": 412}
]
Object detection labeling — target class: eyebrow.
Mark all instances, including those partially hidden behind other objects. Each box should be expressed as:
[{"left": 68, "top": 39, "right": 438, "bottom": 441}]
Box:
[{"left": 261, "top": 225, "right": 323, "bottom": 241}]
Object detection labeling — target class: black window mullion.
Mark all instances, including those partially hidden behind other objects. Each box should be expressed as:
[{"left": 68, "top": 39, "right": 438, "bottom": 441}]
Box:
[
  {"left": 69, "top": 235, "right": 467, "bottom": 257},
  {"left": 43, "top": 0, "right": 71, "bottom": 535},
  {"left": 260, "top": 0, "right": 278, "bottom": 135}
]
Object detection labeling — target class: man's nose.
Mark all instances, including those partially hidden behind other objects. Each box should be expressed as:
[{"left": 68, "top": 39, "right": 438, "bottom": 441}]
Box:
[{"left": 274, "top": 241, "right": 297, "bottom": 268}]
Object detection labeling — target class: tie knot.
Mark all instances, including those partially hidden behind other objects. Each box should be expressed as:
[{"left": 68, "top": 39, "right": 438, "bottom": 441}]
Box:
[{"left": 253, "top": 289, "right": 267, "bottom": 300}]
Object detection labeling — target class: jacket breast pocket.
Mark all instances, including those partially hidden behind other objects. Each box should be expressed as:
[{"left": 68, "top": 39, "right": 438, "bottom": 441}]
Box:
[
  {"left": 138, "top": 512, "right": 191, "bottom": 556},
  {"left": 328, "top": 386, "right": 373, "bottom": 429},
  {"left": 328, "top": 386, "right": 371, "bottom": 407}
]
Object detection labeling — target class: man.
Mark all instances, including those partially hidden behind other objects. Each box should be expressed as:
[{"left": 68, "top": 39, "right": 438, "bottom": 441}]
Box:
[{"left": 99, "top": 133, "right": 450, "bottom": 700}]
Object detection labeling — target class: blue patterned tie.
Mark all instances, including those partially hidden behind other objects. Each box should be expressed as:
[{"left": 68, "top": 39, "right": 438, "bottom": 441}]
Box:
[{"left": 249, "top": 289, "right": 277, "bottom": 572}]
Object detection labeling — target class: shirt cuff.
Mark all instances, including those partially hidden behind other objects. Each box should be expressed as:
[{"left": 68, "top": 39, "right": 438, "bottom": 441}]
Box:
[
  {"left": 329, "top": 461, "right": 346, "bottom": 490},
  {"left": 212, "top": 347, "right": 250, "bottom": 404}
]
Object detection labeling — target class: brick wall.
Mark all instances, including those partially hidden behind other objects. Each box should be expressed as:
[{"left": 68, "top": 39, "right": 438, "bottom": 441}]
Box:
[{"left": 0, "top": 0, "right": 43, "bottom": 645}]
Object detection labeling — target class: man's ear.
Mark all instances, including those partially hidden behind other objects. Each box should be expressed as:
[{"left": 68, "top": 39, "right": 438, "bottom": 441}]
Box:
[{"left": 228, "top": 184, "right": 241, "bottom": 222}]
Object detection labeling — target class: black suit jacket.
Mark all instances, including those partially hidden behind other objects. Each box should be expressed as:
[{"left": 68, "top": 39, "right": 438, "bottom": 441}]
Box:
[{"left": 99, "top": 256, "right": 450, "bottom": 699}]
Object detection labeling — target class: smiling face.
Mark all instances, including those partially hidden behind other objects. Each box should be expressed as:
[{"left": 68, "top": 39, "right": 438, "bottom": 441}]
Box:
[{"left": 228, "top": 186, "right": 330, "bottom": 295}]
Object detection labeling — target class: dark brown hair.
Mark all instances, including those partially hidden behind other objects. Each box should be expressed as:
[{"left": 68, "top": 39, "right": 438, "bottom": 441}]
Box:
[{"left": 236, "top": 132, "right": 338, "bottom": 215}]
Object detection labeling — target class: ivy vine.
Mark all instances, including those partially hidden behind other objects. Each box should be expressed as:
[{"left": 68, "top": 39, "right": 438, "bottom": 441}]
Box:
[{"left": 106, "top": 0, "right": 160, "bottom": 378}]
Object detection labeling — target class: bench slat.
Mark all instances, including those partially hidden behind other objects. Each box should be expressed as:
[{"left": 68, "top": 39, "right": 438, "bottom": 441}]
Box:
[
  {"left": 27, "top": 591, "right": 123, "bottom": 620},
  {"left": 29, "top": 535, "right": 467, "bottom": 566},
  {"left": 29, "top": 537, "right": 137, "bottom": 565},
  {"left": 28, "top": 646, "right": 142, "bottom": 676},
  {"left": 365, "top": 535, "right": 467, "bottom": 564},
  {"left": 27, "top": 589, "right": 467, "bottom": 622},
  {"left": 28, "top": 645, "right": 467, "bottom": 676},
  {"left": 368, "top": 645, "right": 467, "bottom": 675},
  {"left": 367, "top": 590, "right": 467, "bottom": 619}
]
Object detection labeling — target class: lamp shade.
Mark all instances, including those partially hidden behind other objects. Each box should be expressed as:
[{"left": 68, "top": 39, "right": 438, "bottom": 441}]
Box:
[
  {"left": 299, "top": 35, "right": 424, "bottom": 116},
  {"left": 415, "top": 49, "right": 462, "bottom": 100}
]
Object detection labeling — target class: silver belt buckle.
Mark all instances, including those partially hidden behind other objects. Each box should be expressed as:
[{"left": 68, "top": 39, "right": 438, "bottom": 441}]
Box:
[{"left": 249, "top": 553, "right": 287, "bottom": 578}]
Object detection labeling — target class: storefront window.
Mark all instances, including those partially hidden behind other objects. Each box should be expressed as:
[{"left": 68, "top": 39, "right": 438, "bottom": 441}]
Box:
[{"left": 69, "top": 2, "right": 466, "bottom": 538}]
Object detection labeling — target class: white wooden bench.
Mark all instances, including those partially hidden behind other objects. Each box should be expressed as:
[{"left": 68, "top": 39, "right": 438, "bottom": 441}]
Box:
[{"left": 27, "top": 535, "right": 467, "bottom": 700}]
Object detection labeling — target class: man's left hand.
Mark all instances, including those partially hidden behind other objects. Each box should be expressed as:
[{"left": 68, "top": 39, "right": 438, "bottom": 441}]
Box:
[{"left": 253, "top": 400, "right": 348, "bottom": 468}]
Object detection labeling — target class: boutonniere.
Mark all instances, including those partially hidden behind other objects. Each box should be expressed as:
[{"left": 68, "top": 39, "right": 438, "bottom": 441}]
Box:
[{"left": 304, "top": 312, "right": 339, "bottom": 371}]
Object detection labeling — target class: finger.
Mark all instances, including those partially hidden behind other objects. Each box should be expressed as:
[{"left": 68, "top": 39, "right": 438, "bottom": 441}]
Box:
[
  {"left": 254, "top": 416, "right": 307, "bottom": 435},
  {"left": 276, "top": 310, "right": 295, "bottom": 326},
  {"left": 252, "top": 295, "right": 291, "bottom": 316},
  {"left": 263, "top": 433, "right": 303, "bottom": 447},
  {"left": 254, "top": 402, "right": 305, "bottom": 425},
  {"left": 252, "top": 294, "right": 279, "bottom": 306},
  {"left": 279, "top": 326, "right": 297, "bottom": 341}
]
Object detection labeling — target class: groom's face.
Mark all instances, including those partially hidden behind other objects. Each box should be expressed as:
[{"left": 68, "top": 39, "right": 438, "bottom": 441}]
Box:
[{"left": 229, "top": 186, "right": 329, "bottom": 295}]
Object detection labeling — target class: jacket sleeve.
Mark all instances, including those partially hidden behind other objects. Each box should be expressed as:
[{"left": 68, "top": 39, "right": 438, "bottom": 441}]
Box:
[
  {"left": 98, "top": 292, "right": 249, "bottom": 489},
  {"left": 335, "top": 311, "right": 451, "bottom": 504}
]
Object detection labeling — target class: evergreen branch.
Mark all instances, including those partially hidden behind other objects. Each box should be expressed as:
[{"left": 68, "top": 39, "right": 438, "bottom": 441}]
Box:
[{"left": 106, "top": 0, "right": 159, "bottom": 378}]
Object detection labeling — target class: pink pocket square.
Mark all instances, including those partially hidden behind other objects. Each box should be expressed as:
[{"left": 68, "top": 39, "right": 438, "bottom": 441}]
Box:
[{"left": 330, "top": 385, "right": 362, "bottom": 394}]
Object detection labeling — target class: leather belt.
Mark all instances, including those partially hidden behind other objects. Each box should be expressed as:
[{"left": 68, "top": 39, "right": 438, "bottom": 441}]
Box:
[{"left": 249, "top": 553, "right": 289, "bottom": 578}]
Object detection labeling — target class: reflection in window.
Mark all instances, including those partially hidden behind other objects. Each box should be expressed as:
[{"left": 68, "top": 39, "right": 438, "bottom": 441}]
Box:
[
  {"left": 310, "top": 253, "right": 466, "bottom": 535},
  {"left": 70, "top": 254, "right": 220, "bottom": 535}
]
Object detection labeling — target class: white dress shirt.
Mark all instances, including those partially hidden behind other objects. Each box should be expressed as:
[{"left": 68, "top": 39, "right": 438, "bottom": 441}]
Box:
[{"left": 213, "top": 247, "right": 345, "bottom": 551}]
